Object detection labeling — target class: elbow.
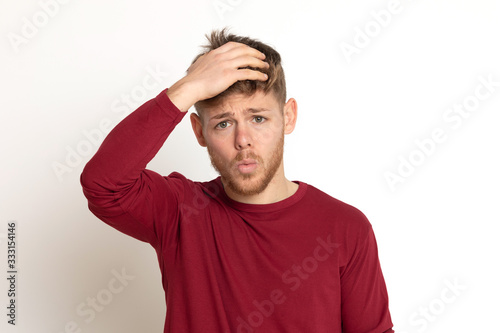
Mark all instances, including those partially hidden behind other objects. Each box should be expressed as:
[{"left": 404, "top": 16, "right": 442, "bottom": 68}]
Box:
[
  {"left": 80, "top": 159, "right": 96, "bottom": 191},
  {"left": 80, "top": 159, "right": 109, "bottom": 200}
]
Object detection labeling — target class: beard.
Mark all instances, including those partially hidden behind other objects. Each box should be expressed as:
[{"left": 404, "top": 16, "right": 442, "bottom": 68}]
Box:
[{"left": 207, "top": 133, "right": 284, "bottom": 197}]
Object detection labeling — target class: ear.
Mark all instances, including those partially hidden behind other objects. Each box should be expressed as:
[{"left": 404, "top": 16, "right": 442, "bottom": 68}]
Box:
[
  {"left": 190, "top": 113, "right": 207, "bottom": 147},
  {"left": 283, "top": 98, "right": 298, "bottom": 135}
]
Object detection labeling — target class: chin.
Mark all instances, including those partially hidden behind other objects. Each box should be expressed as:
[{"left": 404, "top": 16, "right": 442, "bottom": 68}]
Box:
[{"left": 224, "top": 169, "right": 275, "bottom": 196}]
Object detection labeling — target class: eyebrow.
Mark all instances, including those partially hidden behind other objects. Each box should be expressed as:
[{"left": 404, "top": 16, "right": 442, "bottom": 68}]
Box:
[{"left": 210, "top": 108, "right": 271, "bottom": 121}]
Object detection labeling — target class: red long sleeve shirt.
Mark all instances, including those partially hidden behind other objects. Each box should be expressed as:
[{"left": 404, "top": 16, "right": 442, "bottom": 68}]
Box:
[{"left": 80, "top": 88, "right": 394, "bottom": 333}]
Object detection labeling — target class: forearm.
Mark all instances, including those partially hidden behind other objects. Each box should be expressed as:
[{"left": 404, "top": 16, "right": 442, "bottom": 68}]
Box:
[{"left": 166, "top": 79, "right": 199, "bottom": 112}]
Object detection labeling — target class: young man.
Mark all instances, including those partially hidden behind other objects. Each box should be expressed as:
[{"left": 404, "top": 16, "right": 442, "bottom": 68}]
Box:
[{"left": 81, "top": 29, "right": 394, "bottom": 333}]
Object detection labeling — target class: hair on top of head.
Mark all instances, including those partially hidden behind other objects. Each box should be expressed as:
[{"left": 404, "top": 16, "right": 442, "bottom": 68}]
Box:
[{"left": 193, "top": 28, "right": 286, "bottom": 114}]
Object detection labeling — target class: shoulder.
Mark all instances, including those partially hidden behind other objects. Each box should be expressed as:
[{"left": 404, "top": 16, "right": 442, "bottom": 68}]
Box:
[{"left": 302, "top": 182, "right": 373, "bottom": 236}]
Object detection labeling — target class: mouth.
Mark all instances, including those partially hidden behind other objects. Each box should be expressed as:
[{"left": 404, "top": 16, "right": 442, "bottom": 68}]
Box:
[{"left": 236, "top": 159, "right": 258, "bottom": 174}]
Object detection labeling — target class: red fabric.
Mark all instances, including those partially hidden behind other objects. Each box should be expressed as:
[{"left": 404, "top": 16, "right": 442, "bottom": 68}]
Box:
[{"left": 81, "top": 88, "right": 394, "bottom": 333}]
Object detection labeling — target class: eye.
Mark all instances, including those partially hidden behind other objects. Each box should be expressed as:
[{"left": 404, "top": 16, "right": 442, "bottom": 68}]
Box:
[
  {"left": 253, "top": 116, "right": 266, "bottom": 123},
  {"left": 215, "top": 121, "right": 229, "bottom": 129}
]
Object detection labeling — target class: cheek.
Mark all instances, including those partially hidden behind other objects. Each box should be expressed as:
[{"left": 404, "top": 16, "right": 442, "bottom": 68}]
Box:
[
  {"left": 206, "top": 136, "right": 232, "bottom": 159},
  {"left": 255, "top": 131, "right": 272, "bottom": 146},
  {"left": 255, "top": 123, "right": 283, "bottom": 145}
]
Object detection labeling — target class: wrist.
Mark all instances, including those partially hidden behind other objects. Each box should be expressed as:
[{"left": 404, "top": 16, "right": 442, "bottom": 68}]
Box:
[{"left": 166, "top": 79, "right": 199, "bottom": 112}]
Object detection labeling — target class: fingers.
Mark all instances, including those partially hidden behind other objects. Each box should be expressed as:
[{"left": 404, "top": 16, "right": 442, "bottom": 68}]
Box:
[
  {"left": 190, "top": 42, "right": 268, "bottom": 76},
  {"left": 205, "top": 42, "right": 270, "bottom": 83},
  {"left": 231, "top": 55, "right": 270, "bottom": 72},
  {"left": 216, "top": 41, "right": 266, "bottom": 61},
  {"left": 180, "top": 41, "right": 270, "bottom": 102},
  {"left": 233, "top": 68, "right": 268, "bottom": 82},
  {"left": 216, "top": 42, "right": 268, "bottom": 71},
  {"left": 218, "top": 43, "right": 270, "bottom": 79}
]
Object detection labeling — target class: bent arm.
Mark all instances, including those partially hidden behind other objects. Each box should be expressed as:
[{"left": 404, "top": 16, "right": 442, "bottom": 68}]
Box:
[{"left": 80, "top": 41, "right": 270, "bottom": 246}]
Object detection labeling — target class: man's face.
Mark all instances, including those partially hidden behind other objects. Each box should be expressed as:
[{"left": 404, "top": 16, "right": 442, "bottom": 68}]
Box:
[{"left": 193, "top": 91, "right": 288, "bottom": 196}]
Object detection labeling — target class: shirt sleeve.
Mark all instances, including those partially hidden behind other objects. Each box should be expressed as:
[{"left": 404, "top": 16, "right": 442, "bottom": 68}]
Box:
[
  {"left": 80, "top": 88, "right": 187, "bottom": 251},
  {"left": 340, "top": 215, "right": 394, "bottom": 333}
]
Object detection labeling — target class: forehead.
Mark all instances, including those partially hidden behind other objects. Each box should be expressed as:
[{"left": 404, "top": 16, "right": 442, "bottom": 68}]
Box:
[{"left": 202, "top": 91, "right": 281, "bottom": 119}]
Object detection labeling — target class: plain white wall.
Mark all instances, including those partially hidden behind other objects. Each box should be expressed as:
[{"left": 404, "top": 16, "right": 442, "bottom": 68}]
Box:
[{"left": 1, "top": 0, "right": 499, "bottom": 332}]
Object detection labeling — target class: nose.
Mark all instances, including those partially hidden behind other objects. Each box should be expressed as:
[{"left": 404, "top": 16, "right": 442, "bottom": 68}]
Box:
[{"left": 234, "top": 123, "right": 252, "bottom": 150}]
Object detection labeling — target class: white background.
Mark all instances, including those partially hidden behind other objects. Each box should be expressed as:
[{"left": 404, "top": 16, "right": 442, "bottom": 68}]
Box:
[{"left": 1, "top": 0, "right": 499, "bottom": 332}]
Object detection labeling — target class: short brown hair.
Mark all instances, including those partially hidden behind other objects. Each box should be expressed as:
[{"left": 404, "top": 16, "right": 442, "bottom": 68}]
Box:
[{"left": 193, "top": 28, "right": 286, "bottom": 114}]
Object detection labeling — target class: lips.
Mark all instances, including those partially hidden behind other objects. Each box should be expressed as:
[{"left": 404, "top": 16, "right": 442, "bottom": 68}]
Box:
[
  {"left": 236, "top": 159, "right": 258, "bottom": 174},
  {"left": 236, "top": 159, "right": 257, "bottom": 166}
]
